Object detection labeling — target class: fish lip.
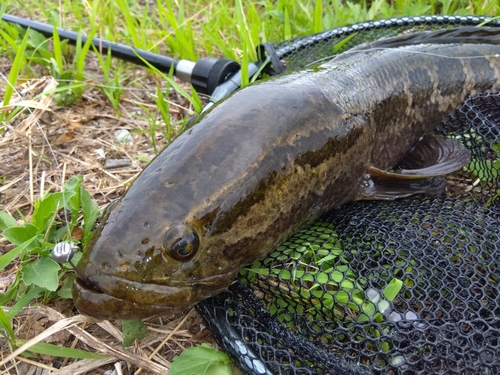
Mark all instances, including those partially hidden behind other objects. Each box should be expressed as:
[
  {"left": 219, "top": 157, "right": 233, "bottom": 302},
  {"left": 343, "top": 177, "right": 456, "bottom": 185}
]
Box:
[
  {"left": 73, "top": 278, "right": 186, "bottom": 319},
  {"left": 72, "top": 264, "right": 237, "bottom": 319},
  {"left": 76, "top": 265, "right": 236, "bottom": 289}
]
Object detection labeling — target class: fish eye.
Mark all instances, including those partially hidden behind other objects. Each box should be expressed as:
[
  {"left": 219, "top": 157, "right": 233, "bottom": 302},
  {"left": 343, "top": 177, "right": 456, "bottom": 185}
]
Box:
[{"left": 163, "top": 224, "right": 199, "bottom": 260}]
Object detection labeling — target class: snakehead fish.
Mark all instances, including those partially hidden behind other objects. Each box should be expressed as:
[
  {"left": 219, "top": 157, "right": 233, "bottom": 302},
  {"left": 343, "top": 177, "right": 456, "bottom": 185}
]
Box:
[{"left": 73, "top": 27, "right": 500, "bottom": 319}]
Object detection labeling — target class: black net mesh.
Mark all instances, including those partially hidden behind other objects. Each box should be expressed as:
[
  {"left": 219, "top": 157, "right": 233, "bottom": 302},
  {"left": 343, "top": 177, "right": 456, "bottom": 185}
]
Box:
[
  {"left": 198, "top": 16, "right": 500, "bottom": 375},
  {"left": 260, "top": 15, "right": 500, "bottom": 75}
]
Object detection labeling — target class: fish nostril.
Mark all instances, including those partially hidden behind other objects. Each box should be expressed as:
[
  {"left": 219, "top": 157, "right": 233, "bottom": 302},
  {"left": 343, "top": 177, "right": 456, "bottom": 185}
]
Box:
[{"left": 141, "top": 238, "right": 150, "bottom": 245}]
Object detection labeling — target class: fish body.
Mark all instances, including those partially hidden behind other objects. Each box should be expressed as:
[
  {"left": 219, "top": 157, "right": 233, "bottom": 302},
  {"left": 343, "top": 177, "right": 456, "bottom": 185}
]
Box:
[{"left": 73, "top": 27, "right": 500, "bottom": 319}]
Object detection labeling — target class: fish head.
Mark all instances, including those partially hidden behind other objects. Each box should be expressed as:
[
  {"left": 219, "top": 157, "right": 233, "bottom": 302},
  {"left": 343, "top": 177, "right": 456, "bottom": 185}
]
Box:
[
  {"left": 72, "top": 195, "right": 237, "bottom": 319},
  {"left": 72, "top": 195, "right": 239, "bottom": 319},
  {"left": 72, "top": 110, "right": 252, "bottom": 320}
]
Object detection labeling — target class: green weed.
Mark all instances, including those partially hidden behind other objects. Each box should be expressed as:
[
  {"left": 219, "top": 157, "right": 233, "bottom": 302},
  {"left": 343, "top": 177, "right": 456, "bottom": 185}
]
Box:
[
  {"left": 0, "top": 176, "right": 99, "bottom": 354},
  {"left": 93, "top": 48, "right": 129, "bottom": 115},
  {"left": 170, "top": 343, "right": 236, "bottom": 375}
]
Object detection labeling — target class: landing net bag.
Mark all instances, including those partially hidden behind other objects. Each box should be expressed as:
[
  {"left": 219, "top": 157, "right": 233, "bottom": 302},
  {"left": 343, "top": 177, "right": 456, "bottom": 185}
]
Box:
[{"left": 198, "top": 16, "right": 500, "bottom": 375}]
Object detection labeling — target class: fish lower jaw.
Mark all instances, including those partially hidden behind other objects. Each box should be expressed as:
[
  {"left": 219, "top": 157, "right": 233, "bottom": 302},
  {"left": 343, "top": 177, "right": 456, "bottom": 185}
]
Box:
[
  {"left": 71, "top": 269, "right": 236, "bottom": 320},
  {"left": 72, "top": 278, "right": 193, "bottom": 319}
]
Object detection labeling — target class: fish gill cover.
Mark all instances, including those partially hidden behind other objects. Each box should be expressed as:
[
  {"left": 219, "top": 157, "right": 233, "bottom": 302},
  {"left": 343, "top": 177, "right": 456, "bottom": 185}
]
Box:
[{"left": 198, "top": 16, "right": 500, "bottom": 375}]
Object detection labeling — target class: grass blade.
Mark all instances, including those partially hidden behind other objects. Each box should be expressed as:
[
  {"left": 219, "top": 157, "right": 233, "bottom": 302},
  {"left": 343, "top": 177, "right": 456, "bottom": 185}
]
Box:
[
  {"left": 52, "top": 26, "right": 64, "bottom": 74},
  {"left": 16, "top": 339, "right": 108, "bottom": 358},
  {"left": 134, "top": 52, "right": 202, "bottom": 113},
  {"left": 1, "top": 28, "right": 29, "bottom": 122},
  {"left": 0, "top": 237, "right": 38, "bottom": 272},
  {"left": 313, "top": 0, "right": 323, "bottom": 33},
  {"left": 0, "top": 307, "right": 15, "bottom": 344},
  {"left": 6, "top": 286, "right": 44, "bottom": 320}
]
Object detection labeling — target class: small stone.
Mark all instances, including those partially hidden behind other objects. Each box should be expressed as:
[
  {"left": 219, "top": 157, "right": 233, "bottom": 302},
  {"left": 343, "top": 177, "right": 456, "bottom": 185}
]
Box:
[
  {"left": 115, "top": 129, "right": 133, "bottom": 145},
  {"left": 104, "top": 159, "right": 132, "bottom": 169}
]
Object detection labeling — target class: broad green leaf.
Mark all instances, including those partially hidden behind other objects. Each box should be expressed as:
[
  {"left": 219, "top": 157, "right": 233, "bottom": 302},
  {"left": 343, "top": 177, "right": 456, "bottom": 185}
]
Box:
[
  {"left": 204, "top": 363, "right": 235, "bottom": 375},
  {"left": 0, "top": 211, "right": 17, "bottom": 230},
  {"left": 22, "top": 256, "right": 61, "bottom": 291},
  {"left": 0, "top": 273, "right": 20, "bottom": 305},
  {"left": 16, "top": 339, "right": 107, "bottom": 359},
  {"left": 56, "top": 274, "right": 75, "bottom": 299},
  {"left": 122, "top": 319, "right": 147, "bottom": 348},
  {"left": 32, "top": 192, "right": 75, "bottom": 231},
  {"left": 170, "top": 344, "right": 233, "bottom": 375},
  {"left": 63, "top": 175, "right": 82, "bottom": 217},
  {"left": 80, "top": 187, "right": 100, "bottom": 245},
  {"left": 27, "top": 29, "right": 49, "bottom": 51},
  {"left": 2, "top": 224, "right": 38, "bottom": 245},
  {"left": 0, "top": 236, "right": 39, "bottom": 272}
]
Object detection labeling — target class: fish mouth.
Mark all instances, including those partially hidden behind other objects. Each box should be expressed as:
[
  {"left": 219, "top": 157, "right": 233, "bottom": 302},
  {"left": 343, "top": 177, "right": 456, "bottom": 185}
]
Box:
[
  {"left": 72, "top": 267, "right": 236, "bottom": 320},
  {"left": 72, "top": 278, "right": 184, "bottom": 319}
]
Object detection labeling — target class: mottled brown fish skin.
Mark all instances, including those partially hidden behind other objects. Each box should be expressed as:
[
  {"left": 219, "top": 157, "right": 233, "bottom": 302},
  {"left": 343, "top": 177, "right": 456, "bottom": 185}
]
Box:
[{"left": 73, "top": 29, "right": 500, "bottom": 319}]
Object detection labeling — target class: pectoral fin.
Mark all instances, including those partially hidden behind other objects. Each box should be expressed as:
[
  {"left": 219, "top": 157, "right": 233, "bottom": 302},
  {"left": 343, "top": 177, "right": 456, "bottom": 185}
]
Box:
[{"left": 358, "top": 134, "right": 470, "bottom": 200}]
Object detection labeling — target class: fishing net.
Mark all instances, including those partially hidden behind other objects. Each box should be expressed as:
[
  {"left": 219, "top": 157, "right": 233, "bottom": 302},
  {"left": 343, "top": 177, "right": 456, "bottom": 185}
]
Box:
[{"left": 198, "top": 15, "right": 500, "bottom": 375}]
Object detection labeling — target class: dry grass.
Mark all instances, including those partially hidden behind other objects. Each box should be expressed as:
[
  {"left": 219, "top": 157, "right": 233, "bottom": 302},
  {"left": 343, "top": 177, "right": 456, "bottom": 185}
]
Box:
[{"left": 0, "top": 52, "right": 215, "bottom": 374}]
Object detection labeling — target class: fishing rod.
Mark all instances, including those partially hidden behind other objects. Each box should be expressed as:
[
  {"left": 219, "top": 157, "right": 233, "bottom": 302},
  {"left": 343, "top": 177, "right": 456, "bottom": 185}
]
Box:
[{"left": 1, "top": 12, "right": 261, "bottom": 109}]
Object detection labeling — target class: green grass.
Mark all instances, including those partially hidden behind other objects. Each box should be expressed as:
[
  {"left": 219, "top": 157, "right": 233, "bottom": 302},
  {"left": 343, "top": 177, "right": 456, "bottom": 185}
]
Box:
[
  {"left": 0, "top": 176, "right": 100, "bottom": 360},
  {"left": 0, "top": 0, "right": 499, "bottom": 372},
  {"left": 0, "top": 1, "right": 498, "bottom": 137},
  {"left": 1, "top": 1, "right": 498, "bottom": 123}
]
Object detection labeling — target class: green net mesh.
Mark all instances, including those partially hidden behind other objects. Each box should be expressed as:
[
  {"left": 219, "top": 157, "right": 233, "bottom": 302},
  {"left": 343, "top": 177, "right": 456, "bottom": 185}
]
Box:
[{"left": 198, "top": 16, "right": 500, "bottom": 375}]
